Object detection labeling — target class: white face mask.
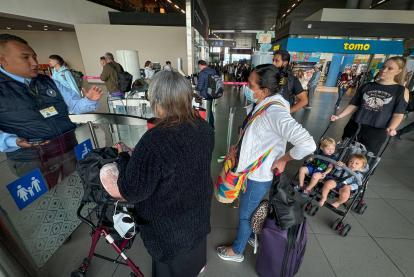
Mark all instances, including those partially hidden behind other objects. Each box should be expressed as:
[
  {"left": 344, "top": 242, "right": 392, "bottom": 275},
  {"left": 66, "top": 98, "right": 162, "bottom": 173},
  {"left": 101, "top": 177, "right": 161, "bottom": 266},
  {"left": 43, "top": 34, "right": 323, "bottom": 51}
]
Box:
[{"left": 243, "top": 86, "right": 257, "bottom": 103}]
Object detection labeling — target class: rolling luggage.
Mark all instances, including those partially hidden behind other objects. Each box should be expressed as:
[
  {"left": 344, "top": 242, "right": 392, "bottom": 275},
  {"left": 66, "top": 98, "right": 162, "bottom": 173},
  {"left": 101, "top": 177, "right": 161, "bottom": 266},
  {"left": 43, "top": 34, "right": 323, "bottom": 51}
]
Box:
[{"left": 256, "top": 217, "right": 307, "bottom": 277}]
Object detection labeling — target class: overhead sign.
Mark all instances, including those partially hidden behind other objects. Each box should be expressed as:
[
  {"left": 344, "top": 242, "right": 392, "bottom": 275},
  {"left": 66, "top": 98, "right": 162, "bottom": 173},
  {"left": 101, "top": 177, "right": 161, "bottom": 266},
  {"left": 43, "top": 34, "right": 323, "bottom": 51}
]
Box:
[
  {"left": 258, "top": 33, "right": 272, "bottom": 44},
  {"left": 75, "top": 139, "right": 93, "bottom": 161},
  {"left": 7, "top": 168, "right": 48, "bottom": 210},
  {"left": 274, "top": 38, "right": 404, "bottom": 54}
]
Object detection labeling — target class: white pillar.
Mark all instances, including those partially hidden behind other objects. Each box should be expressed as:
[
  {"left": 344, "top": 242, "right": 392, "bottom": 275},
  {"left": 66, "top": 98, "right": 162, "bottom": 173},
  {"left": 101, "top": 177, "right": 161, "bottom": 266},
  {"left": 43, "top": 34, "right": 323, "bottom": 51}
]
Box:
[
  {"left": 186, "top": 0, "right": 193, "bottom": 75},
  {"left": 115, "top": 50, "right": 141, "bottom": 81}
]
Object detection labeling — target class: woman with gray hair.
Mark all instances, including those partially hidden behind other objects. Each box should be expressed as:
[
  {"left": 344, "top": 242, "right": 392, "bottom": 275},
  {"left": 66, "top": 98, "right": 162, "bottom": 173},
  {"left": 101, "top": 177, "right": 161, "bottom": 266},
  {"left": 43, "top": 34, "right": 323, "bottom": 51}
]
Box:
[{"left": 116, "top": 71, "right": 214, "bottom": 276}]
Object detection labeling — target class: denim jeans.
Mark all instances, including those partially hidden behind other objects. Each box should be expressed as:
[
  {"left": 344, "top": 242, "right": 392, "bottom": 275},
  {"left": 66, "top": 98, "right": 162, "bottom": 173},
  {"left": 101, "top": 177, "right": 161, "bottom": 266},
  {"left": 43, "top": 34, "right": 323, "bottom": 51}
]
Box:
[
  {"left": 336, "top": 87, "right": 347, "bottom": 107},
  {"left": 232, "top": 178, "right": 272, "bottom": 254},
  {"left": 307, "top": 85, "right": 317, "bottom": 107}
]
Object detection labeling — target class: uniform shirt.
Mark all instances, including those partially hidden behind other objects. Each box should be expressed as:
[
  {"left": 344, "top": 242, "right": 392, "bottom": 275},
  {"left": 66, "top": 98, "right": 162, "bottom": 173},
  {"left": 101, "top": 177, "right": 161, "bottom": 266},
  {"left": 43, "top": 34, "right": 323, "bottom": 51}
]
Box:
[
  {"left": 0, "top": 67, "right": 98, "bottom": 152},
  {"left": 350, "top": 82, "right": 407, "bottom": 128}
]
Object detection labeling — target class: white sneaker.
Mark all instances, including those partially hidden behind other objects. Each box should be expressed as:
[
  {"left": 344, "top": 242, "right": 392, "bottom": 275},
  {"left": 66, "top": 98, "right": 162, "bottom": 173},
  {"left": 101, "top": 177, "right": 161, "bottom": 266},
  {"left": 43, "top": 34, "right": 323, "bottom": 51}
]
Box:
[{"left": 216, "top": 246, "right": 244, "bottom": 262}]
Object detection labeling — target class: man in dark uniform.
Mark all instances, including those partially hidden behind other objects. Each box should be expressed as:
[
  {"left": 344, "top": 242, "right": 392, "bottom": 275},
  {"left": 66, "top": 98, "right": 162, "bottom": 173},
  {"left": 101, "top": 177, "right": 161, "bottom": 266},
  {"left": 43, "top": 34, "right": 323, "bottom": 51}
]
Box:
[
  {"left": 0, "top": 34, "right": 103, "bottom": 186},
  {"left": 273, "top": 50, "right": 308, "bottom": 113}
]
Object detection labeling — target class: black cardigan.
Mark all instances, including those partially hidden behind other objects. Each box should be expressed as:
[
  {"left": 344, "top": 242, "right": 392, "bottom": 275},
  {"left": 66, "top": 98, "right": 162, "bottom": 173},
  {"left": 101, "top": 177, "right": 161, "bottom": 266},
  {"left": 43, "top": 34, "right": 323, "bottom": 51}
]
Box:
[{"left": 117, "top": 118, "right": 214, "bottom": 262}]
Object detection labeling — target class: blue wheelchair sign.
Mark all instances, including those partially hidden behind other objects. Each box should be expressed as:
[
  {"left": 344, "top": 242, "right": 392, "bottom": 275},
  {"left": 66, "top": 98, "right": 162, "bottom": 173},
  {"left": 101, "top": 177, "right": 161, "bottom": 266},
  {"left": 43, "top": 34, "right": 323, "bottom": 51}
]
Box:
[
  {"left": 75, "top": 139, "right": 93, "bottom": 161},
  {"left": 7, "top": 168, "right": 48, "bottom": 210}
]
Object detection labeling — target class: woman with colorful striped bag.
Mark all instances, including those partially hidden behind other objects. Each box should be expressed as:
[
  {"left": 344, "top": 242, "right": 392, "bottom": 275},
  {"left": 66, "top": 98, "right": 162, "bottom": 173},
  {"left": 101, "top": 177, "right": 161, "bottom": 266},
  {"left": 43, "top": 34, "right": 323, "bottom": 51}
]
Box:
[{"left": 216, "top": 64, "right": 316, "bottom": 263}]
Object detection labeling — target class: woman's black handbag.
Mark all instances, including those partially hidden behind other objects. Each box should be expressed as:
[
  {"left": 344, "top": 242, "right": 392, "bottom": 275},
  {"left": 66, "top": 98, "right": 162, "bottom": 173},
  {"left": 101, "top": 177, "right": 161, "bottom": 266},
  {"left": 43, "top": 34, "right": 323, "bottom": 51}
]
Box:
[{"left": 77, "top": 147, "right": 118, "bottom": 204}]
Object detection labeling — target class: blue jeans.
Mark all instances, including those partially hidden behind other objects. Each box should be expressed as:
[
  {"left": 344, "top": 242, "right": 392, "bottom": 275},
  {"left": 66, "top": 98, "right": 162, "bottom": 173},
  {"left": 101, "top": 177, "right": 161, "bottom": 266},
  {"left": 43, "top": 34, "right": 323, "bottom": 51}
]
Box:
[
  {"left": 336, "top": 87, "right": 347, "bottom": 107},
  {"left": 232, "top": 179, "right": 272, "bottom": 254}
]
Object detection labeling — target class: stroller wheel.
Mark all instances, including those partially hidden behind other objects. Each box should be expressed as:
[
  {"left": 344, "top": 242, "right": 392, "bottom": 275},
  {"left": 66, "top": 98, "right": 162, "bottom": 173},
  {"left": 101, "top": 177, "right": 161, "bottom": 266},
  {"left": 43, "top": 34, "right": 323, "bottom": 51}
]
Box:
[
  {"left": 340, "top": 224, "right": 352, "bottom": 237},
  {"left": 71, "top": 270, "right": 86, "bottom": 277},
  {"left": 356, "top": 203, "right": 368, "bottom": 214},
  {"left": 332, "top": 218, "right": 343, "bottom": 231}
]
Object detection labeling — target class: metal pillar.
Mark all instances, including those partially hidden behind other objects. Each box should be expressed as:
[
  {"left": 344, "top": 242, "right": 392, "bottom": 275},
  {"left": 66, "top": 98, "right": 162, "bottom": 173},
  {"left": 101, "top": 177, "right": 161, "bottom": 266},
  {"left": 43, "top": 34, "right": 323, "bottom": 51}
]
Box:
[
  {"left": 346, "top": 0, "right": 360, "bottom": 8},
  {"left": 185, "top": 0, "right": 193, "bottom": 75},
  {"left": 359, "top": 0, "right": 372, "bottom": 8}
]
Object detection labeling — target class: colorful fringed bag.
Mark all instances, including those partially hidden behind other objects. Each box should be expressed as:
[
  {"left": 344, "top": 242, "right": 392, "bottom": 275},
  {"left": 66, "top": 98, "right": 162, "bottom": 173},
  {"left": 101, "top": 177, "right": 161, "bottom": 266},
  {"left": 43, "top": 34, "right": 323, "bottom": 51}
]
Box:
[{"left": 214, "top": 100, "right": 285, "bottom": 204}]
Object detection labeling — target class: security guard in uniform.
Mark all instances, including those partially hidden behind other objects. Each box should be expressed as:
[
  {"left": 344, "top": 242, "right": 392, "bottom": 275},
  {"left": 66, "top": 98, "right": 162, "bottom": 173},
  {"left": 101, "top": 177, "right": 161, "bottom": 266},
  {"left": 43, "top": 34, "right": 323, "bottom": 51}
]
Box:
[{"left": 0, "top": 34, "right": 103, "bottom": 183}]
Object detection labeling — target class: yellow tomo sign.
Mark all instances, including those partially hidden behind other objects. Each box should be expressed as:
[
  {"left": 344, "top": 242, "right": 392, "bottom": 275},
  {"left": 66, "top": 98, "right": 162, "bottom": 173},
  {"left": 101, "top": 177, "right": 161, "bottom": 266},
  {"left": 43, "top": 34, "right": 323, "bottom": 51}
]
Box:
[{"left": 344, "top": 42, "right": 371, "bottom": 51}]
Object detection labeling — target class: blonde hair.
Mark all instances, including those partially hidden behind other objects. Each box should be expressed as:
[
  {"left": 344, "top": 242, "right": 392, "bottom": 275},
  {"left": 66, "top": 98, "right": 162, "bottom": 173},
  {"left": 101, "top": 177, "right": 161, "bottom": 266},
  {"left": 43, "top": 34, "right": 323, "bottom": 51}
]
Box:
[
  {"left": 385, "top": 56, "right": 407, "bottom": 85},
  {"left": 350, "top": 154, "right": 368, "bottom": 168},
  {"left": 320, "top": 137, "right": 336, "bottom": 149}
]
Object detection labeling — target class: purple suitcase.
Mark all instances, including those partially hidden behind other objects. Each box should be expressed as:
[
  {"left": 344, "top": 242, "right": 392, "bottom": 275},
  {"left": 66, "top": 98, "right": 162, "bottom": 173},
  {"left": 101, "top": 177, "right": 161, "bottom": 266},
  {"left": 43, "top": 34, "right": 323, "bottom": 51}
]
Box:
[{"left": 256, "top": 218, "right": 307, "bottom": 277}]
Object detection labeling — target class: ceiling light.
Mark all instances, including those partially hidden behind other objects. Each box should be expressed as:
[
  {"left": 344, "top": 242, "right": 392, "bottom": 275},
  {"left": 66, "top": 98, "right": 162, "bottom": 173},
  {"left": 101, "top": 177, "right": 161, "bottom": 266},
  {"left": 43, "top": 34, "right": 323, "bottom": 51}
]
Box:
[
  {"left": 180, "top": 9, "right": 185, "bottom": 14},
  {"left": 167, "top": 0, "right": 171, "bottom": 2},
  {"left": 287, "top": 9, "right": 291, "bottom": 13},
  {"left": 27, "top": 24, "right": 32, "bottom": 28},
  {"left": 44, "top": 25, "right": 48, "bottom": 28},
  {"left": 292, "top": 3, "right": 296, "bottom": 7},
  {"left": 174, "top": 4, "right": 179, "bottom": 9},
  {"left": 58, "top": 28, "right": 63, "bottom": 31},
  {"left": 44, "top": 28, "right": 48, "bottom": 31},
  {"left": 6, "top": 27, "right": 11, "bottom": 30}
]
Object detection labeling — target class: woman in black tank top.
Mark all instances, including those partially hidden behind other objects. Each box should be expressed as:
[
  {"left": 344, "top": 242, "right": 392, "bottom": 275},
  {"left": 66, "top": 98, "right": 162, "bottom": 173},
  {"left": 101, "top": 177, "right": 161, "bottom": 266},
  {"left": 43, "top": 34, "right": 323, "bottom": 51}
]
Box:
[{"left": 331, "top": 57, "right": 409, "bottom": 155}]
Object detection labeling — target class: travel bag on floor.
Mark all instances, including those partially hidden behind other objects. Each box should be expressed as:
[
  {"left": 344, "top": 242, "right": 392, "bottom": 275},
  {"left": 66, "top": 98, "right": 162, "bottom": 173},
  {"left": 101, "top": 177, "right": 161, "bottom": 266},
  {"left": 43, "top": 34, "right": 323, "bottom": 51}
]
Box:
[{"left": 256, "top": 218, "right": 307, "bottom": 277}]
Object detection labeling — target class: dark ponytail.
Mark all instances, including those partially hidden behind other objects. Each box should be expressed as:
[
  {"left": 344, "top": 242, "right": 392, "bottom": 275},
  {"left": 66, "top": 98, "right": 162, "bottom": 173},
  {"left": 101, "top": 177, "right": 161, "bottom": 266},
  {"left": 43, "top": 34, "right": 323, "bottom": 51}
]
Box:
[
  {"left": 253, "top": 64, "right": 284, "bottom": 95},
  {"left": 48, "top": 54, "right": 66, "bottom": 66}
]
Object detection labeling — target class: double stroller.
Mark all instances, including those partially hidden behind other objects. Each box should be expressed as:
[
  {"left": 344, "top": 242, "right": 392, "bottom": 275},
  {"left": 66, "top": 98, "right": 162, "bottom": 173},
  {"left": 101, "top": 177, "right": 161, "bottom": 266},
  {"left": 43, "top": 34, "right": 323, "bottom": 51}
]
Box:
[
  {"left": 296, "top": 125, "right": 389, "bottom": 237},
  {"left": 71, "top": 147, "right": 144, "bottom": 277}
]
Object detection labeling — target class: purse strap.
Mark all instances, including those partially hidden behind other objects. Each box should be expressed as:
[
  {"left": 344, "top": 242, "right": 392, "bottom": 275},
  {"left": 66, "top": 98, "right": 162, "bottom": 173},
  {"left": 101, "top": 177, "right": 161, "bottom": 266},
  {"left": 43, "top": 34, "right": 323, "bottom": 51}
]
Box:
[{"left": 237, "top": 100, "right": 286, "bottom": 145}]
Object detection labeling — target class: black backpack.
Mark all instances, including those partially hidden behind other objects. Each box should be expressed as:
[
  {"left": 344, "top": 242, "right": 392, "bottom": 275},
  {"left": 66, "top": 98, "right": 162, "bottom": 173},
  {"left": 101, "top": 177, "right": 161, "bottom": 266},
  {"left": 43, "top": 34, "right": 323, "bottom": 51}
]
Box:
[
  {"left": 77, "top": 147, "right": 118, "bottom": 204},
  {"left": 407, "top": 90, "right": 414, "bottom": 112},
  {"left": 109, "top": 63, "right": 133, "bottom": 93},
  {"left": 207, "top": 74, "right": 224, "bottom": 99},
  {"left": 69, "top": 69, "right": 84, "bottom": 90},
  {"left": 117, "top": 71, "right": 133, "bottom": 93}
]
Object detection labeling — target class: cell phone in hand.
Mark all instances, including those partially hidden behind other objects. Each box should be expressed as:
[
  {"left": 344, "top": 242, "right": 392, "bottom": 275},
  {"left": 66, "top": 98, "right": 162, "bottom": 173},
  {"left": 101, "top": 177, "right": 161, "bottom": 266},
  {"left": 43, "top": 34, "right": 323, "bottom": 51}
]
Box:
[{"left": 28, "top": 138, "right": 45, "bottom": 145}]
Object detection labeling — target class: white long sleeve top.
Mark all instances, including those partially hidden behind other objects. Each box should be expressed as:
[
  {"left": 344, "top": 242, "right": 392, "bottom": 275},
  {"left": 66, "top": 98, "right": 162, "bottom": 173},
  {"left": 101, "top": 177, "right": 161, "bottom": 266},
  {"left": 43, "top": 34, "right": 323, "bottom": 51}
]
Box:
[{"left": 236, "top": 94, "right": 316, "bottom": 182}]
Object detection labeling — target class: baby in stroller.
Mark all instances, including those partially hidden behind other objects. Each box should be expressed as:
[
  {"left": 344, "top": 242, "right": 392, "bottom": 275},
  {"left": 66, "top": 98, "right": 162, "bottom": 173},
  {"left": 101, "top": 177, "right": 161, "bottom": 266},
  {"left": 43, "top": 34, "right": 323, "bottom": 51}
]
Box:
[
  {"left": 319, "top": 153, "right": 367, "bottom": 208},
  {"left": 298, "top": 137, "right": 337, "bottom": 195}
]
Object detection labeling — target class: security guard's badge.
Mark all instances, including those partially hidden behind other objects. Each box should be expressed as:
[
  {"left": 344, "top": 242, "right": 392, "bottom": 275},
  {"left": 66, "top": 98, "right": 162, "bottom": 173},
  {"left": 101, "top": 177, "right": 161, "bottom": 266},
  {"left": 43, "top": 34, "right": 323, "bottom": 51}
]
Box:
[
  {"left": 39, "top": 106, "right": 59, "bottom": 118},
  {"left": 46, "top": 89, "right": 57, "bottom": 97}
]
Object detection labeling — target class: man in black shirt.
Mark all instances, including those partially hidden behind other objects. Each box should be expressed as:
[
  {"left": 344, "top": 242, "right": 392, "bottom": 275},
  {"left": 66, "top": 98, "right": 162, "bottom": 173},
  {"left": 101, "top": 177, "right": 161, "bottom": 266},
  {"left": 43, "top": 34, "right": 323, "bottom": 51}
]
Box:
[{"left": 273, "top": 50, "right": 308, "bottom": 113}]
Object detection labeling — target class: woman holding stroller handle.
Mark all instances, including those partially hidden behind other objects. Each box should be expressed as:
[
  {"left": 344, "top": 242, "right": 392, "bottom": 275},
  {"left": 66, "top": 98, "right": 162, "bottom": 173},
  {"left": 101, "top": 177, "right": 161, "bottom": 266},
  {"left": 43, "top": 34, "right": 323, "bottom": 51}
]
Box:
[
  {"left": 216, "top": 64, "right": 316, "bottom": 263},
  {"left": 116, "top": 71, "right": 214, "bottom": 277},
  {"left": 331, "top": 57, "right": 409, "bottom": 155}
]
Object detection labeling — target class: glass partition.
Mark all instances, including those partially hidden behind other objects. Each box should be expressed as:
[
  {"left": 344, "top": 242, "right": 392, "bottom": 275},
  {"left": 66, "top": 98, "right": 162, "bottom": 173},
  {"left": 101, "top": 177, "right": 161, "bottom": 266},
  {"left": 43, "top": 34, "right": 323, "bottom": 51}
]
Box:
[{"left": 0, "top": 114, "right": 149, "bottom": 271}]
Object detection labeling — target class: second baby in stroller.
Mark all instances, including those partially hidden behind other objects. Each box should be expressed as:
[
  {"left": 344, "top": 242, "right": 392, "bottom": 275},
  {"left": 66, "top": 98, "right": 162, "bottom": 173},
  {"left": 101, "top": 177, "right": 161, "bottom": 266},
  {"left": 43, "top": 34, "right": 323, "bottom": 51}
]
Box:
[{"left": 318, "top": 153, "right": 367, "bottom": 208}]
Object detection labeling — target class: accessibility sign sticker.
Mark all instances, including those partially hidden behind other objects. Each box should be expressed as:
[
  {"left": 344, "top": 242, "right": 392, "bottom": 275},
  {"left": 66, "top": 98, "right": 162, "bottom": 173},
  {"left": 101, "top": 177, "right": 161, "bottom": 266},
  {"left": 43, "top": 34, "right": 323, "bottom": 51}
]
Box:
[
  {"left": 74, "top": 139, "right": 93, "bottom": 161},
  {"left": 7, "top": 168, "right": 48, "bottom": 210}
]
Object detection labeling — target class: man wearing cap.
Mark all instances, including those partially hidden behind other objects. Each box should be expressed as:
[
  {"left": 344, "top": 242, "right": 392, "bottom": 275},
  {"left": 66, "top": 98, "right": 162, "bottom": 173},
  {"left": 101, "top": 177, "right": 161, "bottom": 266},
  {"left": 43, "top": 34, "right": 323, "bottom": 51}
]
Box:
[
  {"left": 307, "top": 65, "right": 321, "bottom": 109},
  {"left": 0, "top": 34, "right": 103, "bottom": 180},
  {"left": 273, "top": 50, "right": 308, "bottom": 113}
]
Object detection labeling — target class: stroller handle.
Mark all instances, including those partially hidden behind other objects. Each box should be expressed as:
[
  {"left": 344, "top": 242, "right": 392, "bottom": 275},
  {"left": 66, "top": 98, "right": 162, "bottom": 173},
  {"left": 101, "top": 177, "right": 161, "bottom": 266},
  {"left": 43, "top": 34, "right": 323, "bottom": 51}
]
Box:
[{"left": 312, "top": 155, "right": 362, "bottom": 188}]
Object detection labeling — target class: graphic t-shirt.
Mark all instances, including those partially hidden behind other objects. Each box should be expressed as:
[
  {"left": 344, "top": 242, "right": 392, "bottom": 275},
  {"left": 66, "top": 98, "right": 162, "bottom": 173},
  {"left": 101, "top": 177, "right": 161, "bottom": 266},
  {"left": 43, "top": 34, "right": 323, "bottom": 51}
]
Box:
[
  {"left": 280, "top": 73, "right": 304, "bottom": 105},
  {"left": 350, "top": 82, "right": 407, "bottom": 128},
  {"left": 310, "top": 149, "right": 338, "bottom": 171}
]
